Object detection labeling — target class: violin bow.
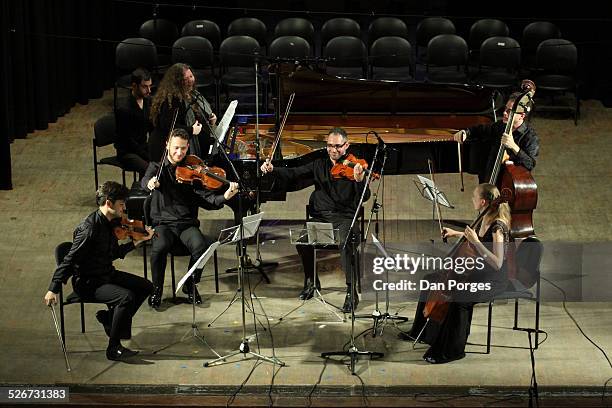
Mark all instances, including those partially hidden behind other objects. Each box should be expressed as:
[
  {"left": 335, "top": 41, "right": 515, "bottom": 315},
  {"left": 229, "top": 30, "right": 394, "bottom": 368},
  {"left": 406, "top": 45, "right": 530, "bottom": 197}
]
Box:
[
  {"left": 267, "top": 92, "right": 295, "bottom": 162},
  {"left": 154, "top": 107, "right": 180, "bottom": 184}
]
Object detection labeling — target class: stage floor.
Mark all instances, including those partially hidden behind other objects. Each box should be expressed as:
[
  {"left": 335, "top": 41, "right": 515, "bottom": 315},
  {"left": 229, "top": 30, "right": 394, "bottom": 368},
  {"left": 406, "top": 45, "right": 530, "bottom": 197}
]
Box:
[{"left": 1, "top": 91, "right": 611, "bottom": 406}]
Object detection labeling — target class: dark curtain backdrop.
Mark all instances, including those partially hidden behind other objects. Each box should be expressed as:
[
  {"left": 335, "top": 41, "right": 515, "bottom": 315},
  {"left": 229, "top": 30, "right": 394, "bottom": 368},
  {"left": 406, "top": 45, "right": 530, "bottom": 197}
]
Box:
[{"left": 0, "top": 0, "right": 122, "bottom": 190}]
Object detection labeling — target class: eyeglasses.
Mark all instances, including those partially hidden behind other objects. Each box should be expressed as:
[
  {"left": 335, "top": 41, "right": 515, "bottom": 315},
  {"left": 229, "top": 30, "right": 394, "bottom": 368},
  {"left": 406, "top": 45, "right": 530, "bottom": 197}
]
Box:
[{"left": 326, "top": 142, "right": 347, "bottom": 150}]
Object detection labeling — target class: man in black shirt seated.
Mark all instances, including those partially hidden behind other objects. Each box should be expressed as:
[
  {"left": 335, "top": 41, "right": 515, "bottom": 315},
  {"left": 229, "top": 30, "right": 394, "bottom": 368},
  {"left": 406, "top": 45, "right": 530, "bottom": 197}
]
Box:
[
  {"left": 44, "top": 181, "right": 155, "bottom": 361},
  {"left": 141, "top": 128, "right": 239, "bottom": 309},
  {"left": 454, "top": 91, "right": 540, "bottom": 183},
  {"left": 115, "top": 68, "right": 153, "bottom": 178},
  {"left": 260, "top": 127, "right": 369, "bottom": 313}
]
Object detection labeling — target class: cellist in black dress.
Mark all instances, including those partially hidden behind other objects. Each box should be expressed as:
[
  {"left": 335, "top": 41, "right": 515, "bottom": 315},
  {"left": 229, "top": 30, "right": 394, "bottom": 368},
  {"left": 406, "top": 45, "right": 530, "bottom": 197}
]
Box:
[{"left": 403, "top": 183, "right": 511, "bottom": 364}]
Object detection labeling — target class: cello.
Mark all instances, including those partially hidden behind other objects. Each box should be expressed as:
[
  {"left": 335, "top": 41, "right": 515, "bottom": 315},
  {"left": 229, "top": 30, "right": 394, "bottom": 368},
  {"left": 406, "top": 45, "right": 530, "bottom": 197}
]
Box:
[{"left": 489, "top": 79, "right": 538, "bottom": 239}]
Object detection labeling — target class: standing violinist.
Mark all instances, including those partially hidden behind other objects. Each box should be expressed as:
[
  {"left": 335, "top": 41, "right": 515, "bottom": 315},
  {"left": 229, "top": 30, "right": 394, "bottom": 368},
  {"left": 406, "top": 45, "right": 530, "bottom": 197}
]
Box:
[
  {"left": 142, "top": 128, "right": 239, "bottom": 309},
  {"left": 260, "top": 127, "right": 369, "bottom": 313},
  {"left": 454, "top": 92, "right": 540, "bottom": 183},
  {"left": 43, "top": 181, "right": 155, "bottom": 361},
  {"left": 149, "top": 63, "right": 218, "bottom": 163},
  {"left": 401, "top": 183, "right": 511, "bottom": 364}
]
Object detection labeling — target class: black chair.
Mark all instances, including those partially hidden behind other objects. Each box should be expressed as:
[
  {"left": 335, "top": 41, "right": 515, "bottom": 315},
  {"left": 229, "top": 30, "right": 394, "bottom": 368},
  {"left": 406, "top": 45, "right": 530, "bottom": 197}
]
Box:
[
  {"left": 93, "top": 113, "right": 137, "bottom": 190},
  {"left": 468, "top": 19, "right": 510, "bottom": 65},
  {"left": 142, "top": 195, "right": 220, "bottom": 298},
  {"left": 181, "top": 19, "right": 221, "bottom": 50},
  {"left": 485, "top": 236, "right": 543, "bottom": 353},
  {"left": 368, "top": 17, "right": 408, "bottom": 47},
  {"left": 369, "top": 36, "right": 413, "bottom": 81},
  {"left": 219, "top": 35, "right": 265, "bottom": 112},
  {"left": 415, "top": 17, "right": 456, "bottom": 63},
  {"left": 227, "top": 17, "right": 268, "bottom": 50},
  {"left": 425, "top": 34, "right": 468, "bottom": 85},
  {"left": 55, "top": 242, "right": 102, "bottom": 348},
  {"left": 274, "top": 18, "right": 315, "bottom": 49},
  {"left": 323, "top": 36, "right": 367, "bottom": 80},
  {"left": 172, "top": 36, "right": 218, "bottom": 110},
  {"left": 534, "top": 38, "right": 579, "bottom": 124},
  {"left": 321, "top": 17, "right": 361, "bottom": 48},
  {"left": 269, "top": 35, "right": 311, "bottom": 59},
  {"left": 114, "top": 37, "right": 158, "bottom": 111},
  {"left": 305, "top": 204, "right": 365, "bottom": 292},
  {"left": 471, "top": 36, "right": 521, "bottom": 93},
  {"left": 139, "top": 18, "right": 179, "bottom": 67},
  {"left": 521, "top": 21, "right": 561, "bottom": 71}
]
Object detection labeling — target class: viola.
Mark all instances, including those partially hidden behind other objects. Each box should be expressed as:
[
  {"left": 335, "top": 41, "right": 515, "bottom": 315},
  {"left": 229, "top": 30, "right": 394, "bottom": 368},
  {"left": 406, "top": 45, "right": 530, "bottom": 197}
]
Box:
[
  {"left": 175, "top": 155, "right": 229, "bottom": 190},
  {"left": 113, "top": 216, "right": 149, "bottom": 241},
  {"left": 331, "top": 153, "right": 380, "bottom": 181}
]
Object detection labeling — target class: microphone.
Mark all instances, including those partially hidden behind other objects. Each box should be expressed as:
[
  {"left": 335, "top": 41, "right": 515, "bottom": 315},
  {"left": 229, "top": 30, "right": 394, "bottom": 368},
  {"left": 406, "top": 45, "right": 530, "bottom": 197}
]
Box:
[{"left": 368, "top": 131, "right": 397, "bottom": 151}]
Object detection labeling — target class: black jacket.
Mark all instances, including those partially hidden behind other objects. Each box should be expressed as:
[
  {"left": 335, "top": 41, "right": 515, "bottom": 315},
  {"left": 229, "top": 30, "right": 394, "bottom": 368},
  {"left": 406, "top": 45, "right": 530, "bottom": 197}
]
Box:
[
  {"left": 114, "top": 94, "right": 152, "bottom": 158},
  {"left": 141, "top": 158, "right": 227, "bottom": 226},
  {"left": 48, "top": 210, "right": 135, "bottom": 293},
  {"left": 466, "top": 120, "right": 540, "bottom": 182},
  {"left": 272, "top": 156, "right": 370, "bottom": 220}
]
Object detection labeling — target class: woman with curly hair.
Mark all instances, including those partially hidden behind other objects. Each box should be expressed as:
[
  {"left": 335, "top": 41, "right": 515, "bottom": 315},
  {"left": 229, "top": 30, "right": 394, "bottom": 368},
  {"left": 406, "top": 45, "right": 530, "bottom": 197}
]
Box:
[{"left": 148, "top": 63, "right": 217, "bottom": 162}]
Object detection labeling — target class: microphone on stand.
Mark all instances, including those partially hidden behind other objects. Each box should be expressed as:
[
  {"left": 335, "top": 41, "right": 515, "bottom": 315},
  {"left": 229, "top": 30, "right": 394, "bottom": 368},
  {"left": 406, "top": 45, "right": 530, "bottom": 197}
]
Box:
[{"left": 367, "top": 131, "right": 397, "bottom": 151}]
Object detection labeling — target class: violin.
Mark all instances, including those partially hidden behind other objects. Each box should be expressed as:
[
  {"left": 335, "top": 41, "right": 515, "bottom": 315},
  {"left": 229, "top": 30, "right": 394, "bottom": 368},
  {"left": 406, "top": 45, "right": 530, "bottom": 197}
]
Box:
[
  {"left": 113, "top": 216, "right": 149, "bottom": 241},
  {"left": 175, "top": 155, "right": 229, "bottom": 190},
  {"left": 331, "top": 153, "right": 380, "bottom": 181}
]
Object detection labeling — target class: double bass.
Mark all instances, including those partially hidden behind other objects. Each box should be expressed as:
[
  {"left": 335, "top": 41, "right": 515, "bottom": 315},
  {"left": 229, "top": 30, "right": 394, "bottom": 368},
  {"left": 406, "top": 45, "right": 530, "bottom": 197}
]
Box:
[{"left": 489, "top": 79, "right": 538, "bottom": 239}]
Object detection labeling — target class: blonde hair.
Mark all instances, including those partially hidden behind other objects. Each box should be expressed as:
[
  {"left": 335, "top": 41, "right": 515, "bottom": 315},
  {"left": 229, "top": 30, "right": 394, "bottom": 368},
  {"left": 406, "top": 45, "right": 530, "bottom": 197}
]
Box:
[{"left": 478, "top": 183, "right": 511, "bottom": 228}]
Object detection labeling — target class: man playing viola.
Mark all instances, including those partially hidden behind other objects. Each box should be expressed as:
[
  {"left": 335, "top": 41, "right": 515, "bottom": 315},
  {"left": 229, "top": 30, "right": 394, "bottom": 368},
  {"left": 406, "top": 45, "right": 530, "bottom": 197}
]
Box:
[
  {"left": 44, "top": 181, "right": 155, "bottom": 361},
  {"left": 261, "top": 127, "right": 369, "bottom": 313},
  {"left": 142, "top": 128, "right": 238, "bottom": 309},
  {"left": 454, "top": 92, "right": 540, "bottom": 183}
]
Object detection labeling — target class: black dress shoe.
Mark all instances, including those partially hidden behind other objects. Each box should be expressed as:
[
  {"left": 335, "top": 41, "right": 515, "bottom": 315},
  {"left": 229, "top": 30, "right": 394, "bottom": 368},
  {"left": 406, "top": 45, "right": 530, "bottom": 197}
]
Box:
[
  {"left": 96, "top": 310, "right": 131, "bottom": 340},
  {"left": 106, "top": 345, "right": 139, "bottom": 361},
  {"left": 341, "top": 291, "right": 359, "bottom": 313},
  {"left": 298, "top": 285, "right": 315, "bottom": 300},
  {"left": 148, "top": 287, "right": 162, "bottom": 309},
  {"left": 182, "top": 283, "right": 202, "bottom": 304}
]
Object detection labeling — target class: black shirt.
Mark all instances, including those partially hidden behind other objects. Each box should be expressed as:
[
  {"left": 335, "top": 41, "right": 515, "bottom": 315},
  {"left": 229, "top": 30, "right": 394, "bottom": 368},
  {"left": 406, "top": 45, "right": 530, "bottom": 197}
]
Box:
[
  {"left": 48, "top": 210, "right": 135, "bottom": 293},
  {"left": 114, "top": 94, "right": 152, "bottom": 158},
  {"left": 141, "top": 158, "right": 227, "bottom": 226},
  {"left": 272, "top": 156, "right": 371, "bottom": 220},
  {"left": 466, "top": 121, "right": 540, "bottom": 182}
]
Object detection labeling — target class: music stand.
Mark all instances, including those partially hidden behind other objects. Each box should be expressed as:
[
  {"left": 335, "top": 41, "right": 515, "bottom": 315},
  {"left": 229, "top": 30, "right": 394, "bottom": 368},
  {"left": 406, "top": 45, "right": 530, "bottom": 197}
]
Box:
[
  {"left": 281, "top": 223, "right": 345, "bottom": 323},
  {"left": 413, "top": 175, "right": 454, "bottom": 242},
  {"left": 204, "top": 213, "right": 284, "bottom": 367}
]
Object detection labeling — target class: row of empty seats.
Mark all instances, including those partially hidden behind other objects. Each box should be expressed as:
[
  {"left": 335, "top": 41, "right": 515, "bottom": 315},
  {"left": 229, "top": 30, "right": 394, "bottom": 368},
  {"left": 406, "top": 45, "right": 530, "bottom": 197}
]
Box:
[{"left": 115, "top": 16, "right": 578, "bottom": 122}]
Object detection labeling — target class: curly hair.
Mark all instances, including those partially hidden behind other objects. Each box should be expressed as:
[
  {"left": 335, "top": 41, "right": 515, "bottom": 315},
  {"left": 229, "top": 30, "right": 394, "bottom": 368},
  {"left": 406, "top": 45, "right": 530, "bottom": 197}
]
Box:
[{"left": 150, "top": 63, "right": 192, "bottom": 125}]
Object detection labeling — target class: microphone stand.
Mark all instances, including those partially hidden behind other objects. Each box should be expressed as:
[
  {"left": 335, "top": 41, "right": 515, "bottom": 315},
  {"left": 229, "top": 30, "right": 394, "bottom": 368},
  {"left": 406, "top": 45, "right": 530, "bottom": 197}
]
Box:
[
  {"left": 203, "top": 65, "right": 284, "bottom": 369},
  {"left": 320, "top": 138, "right": 384, "bottom": 375},
  {"left": 354, "top": 144, "right": 409, "bottom": 337}
]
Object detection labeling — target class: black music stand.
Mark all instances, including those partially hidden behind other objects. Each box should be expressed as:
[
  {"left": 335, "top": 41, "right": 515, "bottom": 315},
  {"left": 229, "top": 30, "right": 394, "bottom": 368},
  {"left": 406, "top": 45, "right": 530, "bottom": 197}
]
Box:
[
  {"left": 355, "top": 147, "right": 409, "bottom": 336},
  {"left": 413, "top": 175, "right": 454, "bottom": 243},
  {"left": 320, "top": 139, "right": 384, "bottom": 375}
]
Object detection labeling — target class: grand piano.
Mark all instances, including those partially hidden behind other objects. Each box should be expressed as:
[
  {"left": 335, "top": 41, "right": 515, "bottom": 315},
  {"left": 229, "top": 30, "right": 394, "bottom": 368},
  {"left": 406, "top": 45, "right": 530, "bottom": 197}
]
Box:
[{"left": 223, "top": 64, "right": 495, "bottom": 195}]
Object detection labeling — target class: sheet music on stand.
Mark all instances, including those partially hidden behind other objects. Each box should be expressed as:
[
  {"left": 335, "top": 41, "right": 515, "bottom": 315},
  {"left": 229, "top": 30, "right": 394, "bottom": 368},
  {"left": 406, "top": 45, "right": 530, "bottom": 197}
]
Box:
[
  {"left": 306, "top": 222, "right": 336, "bottom": 245},
  {"left": 215, "top": 100, "right": 238, "bottom": 144},
  {"left": 414, "top": 175, "right": 454, "bottom": 209},
  {"left": 175, "top": 212, "right": 264, "bottom": 294}
]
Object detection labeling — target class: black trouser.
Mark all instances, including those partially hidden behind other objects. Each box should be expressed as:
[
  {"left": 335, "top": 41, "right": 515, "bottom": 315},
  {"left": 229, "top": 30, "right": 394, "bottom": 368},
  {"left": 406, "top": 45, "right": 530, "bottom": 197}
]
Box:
[
  {"left": 118, "top": 152, "right": 149, "bottom": 178},
  {"left": 74, "top": 271, "right": 153, "bottom": 347},
  {"left": 150, "top": 223, "right": 213, "bottom": 289},
  {"left": 296, "top": 216, "right": 359, "bottom": 291}
]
